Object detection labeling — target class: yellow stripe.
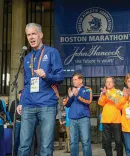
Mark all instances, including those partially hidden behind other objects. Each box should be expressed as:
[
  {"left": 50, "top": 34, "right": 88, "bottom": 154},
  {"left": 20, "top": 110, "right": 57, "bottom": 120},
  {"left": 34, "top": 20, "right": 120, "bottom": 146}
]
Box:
[{"left": 78, "top": 91, "right": 92, "bottom": 104}]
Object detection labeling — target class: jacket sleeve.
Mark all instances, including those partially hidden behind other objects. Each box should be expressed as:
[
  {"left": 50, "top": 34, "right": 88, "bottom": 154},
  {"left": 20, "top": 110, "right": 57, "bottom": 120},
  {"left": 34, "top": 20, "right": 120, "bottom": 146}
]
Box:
[
  {"left": 44, "top": 49, "right": 64, "bottom": 84},
  {"left": 115, "top": 96, "right": 128, "bottom": 110},
  {"left": 19, "top": 57, "right": 28, "bottom": 106},
  {"left": 19, "top": 95, "right": 23, "bottom": 106},
  {"left": 64, "top": 96, "right": 74, "bottom": 107},
  {"left": 19, "top": 89, "right": 24, "bottom": 106},
  {"left": 77, "top": 88, "right": 92, "bottom": 105},
  {"left": 20, "top": 56, "right": 29, "bottom": 91},
  {"left": 98, "top": 94, "right": 107, "bottom": 107}
]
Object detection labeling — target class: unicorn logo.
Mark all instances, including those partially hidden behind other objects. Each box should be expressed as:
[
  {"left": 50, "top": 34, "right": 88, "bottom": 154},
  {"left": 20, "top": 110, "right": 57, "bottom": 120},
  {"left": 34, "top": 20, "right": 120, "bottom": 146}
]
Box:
[
  {"left": 87, "top": 15, "right": 102, "bottom": 33},
  {"left": 76, "top": 7, "right": 113, "bottom": 34}
]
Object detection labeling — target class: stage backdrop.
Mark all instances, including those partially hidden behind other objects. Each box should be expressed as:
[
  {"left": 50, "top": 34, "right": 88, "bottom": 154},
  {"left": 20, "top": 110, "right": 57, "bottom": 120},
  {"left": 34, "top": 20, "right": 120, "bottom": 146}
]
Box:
[{"left": 54, "top": 0, "right": 130, "bottom": 77}]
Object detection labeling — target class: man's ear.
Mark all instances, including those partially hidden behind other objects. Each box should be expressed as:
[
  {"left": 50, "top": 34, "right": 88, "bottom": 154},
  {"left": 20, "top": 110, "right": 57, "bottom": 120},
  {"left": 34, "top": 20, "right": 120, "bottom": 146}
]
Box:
[
  {"left": 40, "top": 32, "right": 43, "bottom": 39},
  {"left": 80, "top": 79, "right": 83, "bottom": 84}
]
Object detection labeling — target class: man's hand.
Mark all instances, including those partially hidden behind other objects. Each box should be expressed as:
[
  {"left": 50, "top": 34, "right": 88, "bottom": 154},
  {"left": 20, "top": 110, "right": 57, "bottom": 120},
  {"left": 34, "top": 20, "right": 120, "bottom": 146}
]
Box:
[
  {"left": 68, "top": 88, "right": 73, "bottom": 98},
  {"left": 100, "top": 86, "right": 107, "bottom": 95},
  {"left": 72, "top": 87, "right": 79, "bottom": 96},
  {"left": 17, "top": 105, "right": 22, "bottom": 115},
  {"left": 123, "top": 87, "right": 130, "bottom": 97},
  {"left": 34, "top": 69, "right": 46, "bottom": 78}
]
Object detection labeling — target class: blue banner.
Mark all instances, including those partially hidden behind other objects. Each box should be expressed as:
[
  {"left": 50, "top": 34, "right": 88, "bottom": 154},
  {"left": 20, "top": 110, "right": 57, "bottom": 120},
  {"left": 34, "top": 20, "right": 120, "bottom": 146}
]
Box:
[{"left": 54, "top": 0, "right": 130, "bottom": 77}]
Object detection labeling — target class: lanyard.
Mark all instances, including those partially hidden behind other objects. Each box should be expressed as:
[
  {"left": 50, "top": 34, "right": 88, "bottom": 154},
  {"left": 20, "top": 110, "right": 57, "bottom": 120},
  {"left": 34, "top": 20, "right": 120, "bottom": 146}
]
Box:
[{"left": 31, "top": 46, "right": 45, "bottom": 77}]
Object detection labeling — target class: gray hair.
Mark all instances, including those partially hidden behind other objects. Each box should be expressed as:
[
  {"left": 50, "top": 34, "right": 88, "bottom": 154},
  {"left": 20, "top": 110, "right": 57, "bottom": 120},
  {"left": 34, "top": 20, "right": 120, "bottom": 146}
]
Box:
[{"left": 25, "top": 23, "right": 42, "bottom": 32}]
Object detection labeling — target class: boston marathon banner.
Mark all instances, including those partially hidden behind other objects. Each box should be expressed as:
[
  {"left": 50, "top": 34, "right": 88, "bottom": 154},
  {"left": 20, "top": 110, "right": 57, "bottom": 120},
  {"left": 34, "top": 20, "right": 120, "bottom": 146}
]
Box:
[{"left": 54, "top": 0, "right": 130, "bottom": 77}]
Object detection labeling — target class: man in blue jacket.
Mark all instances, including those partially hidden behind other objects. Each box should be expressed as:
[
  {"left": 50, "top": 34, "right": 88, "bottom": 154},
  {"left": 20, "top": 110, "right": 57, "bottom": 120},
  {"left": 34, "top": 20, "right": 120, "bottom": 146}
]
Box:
[
  {"left": 64, "top": 73, "right": 92, "bottom": 156},
  {"left": 17, "top": 23, "right": 64, "bottom": 156}
]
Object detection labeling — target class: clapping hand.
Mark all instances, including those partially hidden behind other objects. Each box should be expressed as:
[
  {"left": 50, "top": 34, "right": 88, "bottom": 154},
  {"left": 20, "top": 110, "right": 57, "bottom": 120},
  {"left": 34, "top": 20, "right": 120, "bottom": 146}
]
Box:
[
  {"left": 68, "top": 88, "right": 73, "bottom": 98},
  {"left": 101, "top": 86, "right": 107, "bottom": 95},
  {"left": 123, "top": 87, "right": 130, "bottom": 97},
  {"left": 72, "top": 87, "right": 79, "bottom": 96}
]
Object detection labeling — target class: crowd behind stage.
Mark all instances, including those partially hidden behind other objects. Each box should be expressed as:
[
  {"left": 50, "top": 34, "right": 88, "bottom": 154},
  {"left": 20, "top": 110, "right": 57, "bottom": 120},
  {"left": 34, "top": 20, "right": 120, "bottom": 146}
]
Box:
[{"left": 0, "top": 74, "right": 130, "bottom": 156}]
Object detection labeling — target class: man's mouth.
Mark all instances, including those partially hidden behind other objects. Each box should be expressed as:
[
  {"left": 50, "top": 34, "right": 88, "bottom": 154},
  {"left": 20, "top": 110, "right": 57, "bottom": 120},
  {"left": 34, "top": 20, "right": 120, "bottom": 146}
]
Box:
[{"left": 30, "top": 40, "right": 35, "bottom": 44}]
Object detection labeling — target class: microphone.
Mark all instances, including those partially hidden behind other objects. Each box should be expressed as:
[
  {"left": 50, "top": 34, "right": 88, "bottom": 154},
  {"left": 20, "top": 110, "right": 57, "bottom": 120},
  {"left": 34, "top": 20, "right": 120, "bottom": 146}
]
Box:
[{"left": 20, "top": 46, "right": 28, "bottom": 58}]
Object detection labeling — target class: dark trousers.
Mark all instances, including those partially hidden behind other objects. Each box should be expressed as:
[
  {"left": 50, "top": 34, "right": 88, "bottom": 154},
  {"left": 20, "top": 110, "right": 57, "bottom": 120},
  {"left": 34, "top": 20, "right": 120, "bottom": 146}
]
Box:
[{"left": 103, "top": 123, "right": 123, "bottom": 156}]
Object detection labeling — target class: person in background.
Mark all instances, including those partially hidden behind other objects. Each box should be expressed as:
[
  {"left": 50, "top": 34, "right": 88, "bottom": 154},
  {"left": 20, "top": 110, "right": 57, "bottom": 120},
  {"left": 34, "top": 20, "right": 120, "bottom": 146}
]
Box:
[
  {"left": 10, "top": 90, "right": 22, "bottom": 156},
  {"left": 0, "top": 99, "right": 6, "bottom": 124},
  {"left": 0, "top": 98, "right": 12, "bottom": 125},
  {"left": 63, "top": 73, "right": 92, "bottom": 156},
  {"left": 62, "top": 97, "right": 70, "bottom": 153},
  {"left": 98, "top": 76, "right": 124, "bottom": 156},
  {"left": 116, "top": 73, "right": 130, "bottom": 156},
  {"left": 57, "top": 102, "right": 65, "bottom": 150}
]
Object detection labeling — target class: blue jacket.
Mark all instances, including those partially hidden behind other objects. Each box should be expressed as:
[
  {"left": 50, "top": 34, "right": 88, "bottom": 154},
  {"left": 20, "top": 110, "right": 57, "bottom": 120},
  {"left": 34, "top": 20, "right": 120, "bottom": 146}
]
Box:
[
  {"left": 66, "top": 86, "right": 92, "bottom": 119},
  {"left": 20, "top": 45, "right": 64, "bottom": 107}
]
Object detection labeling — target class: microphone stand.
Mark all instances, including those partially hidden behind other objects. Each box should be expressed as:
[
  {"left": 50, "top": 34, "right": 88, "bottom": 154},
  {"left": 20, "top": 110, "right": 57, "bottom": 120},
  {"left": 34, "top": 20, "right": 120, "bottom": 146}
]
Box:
[{"left": 11, "top": 55, "right": 24, "bottom": 156}]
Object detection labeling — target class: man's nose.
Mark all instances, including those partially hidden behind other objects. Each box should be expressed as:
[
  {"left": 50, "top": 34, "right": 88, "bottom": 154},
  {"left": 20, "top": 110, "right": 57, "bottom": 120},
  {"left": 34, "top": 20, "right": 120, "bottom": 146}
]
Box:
[{"left": 30, "top": 35, "right": 33, "bottom": 39}]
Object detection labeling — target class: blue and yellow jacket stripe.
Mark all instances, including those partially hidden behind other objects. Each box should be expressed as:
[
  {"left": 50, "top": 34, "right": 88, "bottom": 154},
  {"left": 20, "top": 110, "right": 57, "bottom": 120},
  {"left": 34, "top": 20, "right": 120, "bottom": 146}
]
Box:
[{"left": 65, "top": 86, "right": 92, "bottom": 119}]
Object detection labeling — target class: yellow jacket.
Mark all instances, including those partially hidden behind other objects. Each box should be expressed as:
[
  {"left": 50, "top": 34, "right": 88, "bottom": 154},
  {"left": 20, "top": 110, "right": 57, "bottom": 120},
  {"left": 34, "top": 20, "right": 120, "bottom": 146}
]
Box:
[
  {"left": 116, "top": 96, "right": 130, "bottom": 132},
  {"left": 98, "top": 88, "right": 127, "bottom": 123}
]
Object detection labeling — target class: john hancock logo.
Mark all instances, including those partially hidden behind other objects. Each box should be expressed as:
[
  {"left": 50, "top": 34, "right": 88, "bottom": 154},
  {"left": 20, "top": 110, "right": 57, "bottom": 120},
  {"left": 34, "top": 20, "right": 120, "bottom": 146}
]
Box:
[{"left": 76, "top": 7, "right": 113, "bottom": 34}]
